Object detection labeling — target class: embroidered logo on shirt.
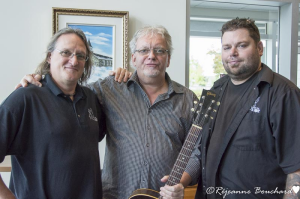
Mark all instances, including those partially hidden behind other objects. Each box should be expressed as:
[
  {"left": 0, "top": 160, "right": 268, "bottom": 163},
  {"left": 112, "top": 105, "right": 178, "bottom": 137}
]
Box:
[
  {"left": 250, "top": 97, "right": 260, "bottom": 113},
  {"left": 88, "top": 108, "right": 98, "bottom": 121}
]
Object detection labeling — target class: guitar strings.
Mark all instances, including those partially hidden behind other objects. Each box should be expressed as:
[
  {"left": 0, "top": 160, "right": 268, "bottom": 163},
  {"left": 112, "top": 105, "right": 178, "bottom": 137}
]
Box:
[{"left": 167, "top": 100, "right": 215, "bottom": 186}]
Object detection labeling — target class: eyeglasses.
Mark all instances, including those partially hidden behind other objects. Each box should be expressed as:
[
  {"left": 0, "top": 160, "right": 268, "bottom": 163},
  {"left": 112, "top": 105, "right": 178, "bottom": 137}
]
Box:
[
  {"left": 134, "top": 48, "right": 169, "bottom": 56},
  {"left": 55, "top": 49, "right": 89, "bottom": 61}
]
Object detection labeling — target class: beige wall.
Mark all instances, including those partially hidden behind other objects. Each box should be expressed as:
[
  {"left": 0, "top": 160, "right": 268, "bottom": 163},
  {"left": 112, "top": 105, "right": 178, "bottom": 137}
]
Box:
[
  {"left": 0, "top": 0, "right": 188, "bottom": 103},
  {"left": 0, "top": 0, "right": 188, "bottom": 186}
]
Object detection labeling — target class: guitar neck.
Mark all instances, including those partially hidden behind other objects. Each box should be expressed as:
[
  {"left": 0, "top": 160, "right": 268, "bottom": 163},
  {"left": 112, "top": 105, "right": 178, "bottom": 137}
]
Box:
[{"left": 166, "top": 124, "right": 202, "bottom": 186}]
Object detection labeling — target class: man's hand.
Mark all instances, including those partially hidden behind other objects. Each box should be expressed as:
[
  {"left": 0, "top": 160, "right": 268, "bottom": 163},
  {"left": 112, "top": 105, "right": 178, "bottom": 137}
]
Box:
[
  {"left": 109, "top": 67, "right": 132, "bottom": 83},
  {"left": 15, "top": 74, "right": 42, "bottom": 89},
  {"left": 160, "top": 176, "right": 184, "bottom": 199},
  {"left": 0, "top": 190, "right": 16, "bottom": 199},
  {"left": 0, "top": 175, "right": 16, "bottom": 199}
]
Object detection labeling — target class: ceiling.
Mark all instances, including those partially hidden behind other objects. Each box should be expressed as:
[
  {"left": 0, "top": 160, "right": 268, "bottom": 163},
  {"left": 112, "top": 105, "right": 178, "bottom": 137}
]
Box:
[{"left": 190, "top": 0, "right": 287, "bottom": 11}]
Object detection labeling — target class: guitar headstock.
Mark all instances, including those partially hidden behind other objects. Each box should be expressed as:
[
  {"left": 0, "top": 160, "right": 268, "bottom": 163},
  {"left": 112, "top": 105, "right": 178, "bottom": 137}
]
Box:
[{"left": 192, "top": 89, "right": 220, "bottom": 127}]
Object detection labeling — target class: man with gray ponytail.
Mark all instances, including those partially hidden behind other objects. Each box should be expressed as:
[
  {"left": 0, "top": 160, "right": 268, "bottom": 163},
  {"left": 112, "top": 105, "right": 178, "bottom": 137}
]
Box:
[{"left": 0, "top": 28, "right": 105, "bottom": 199}]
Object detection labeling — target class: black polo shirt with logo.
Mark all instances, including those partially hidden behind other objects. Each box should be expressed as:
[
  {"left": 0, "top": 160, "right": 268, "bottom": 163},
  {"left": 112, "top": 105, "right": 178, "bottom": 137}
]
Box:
[
  {"left": 0, "top": 74, "right": 105, "bottom": 199},
  {"left": 196, "top": 64, "right": 300, "bottom": 199}
]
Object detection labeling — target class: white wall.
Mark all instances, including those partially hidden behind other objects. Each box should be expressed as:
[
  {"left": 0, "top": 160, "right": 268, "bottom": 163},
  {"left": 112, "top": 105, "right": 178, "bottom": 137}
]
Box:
[{"left": 0, "top": 0, "right": 187, "bottom": 186}]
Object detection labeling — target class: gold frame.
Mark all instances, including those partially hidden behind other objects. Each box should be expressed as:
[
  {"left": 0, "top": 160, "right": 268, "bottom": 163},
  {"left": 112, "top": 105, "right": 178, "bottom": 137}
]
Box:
[{"left": 52, "top": 7, "right": 129, "bottom": 69}]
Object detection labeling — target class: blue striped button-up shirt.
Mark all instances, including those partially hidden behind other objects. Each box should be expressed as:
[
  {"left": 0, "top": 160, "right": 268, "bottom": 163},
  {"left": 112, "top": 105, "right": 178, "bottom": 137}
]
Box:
[{"left": 89, "top": 72, "right": 200, "bottom": 199}]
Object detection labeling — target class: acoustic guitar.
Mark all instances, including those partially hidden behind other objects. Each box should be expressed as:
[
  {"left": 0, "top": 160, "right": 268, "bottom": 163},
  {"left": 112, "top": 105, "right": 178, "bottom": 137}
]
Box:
[{"left": 129, "top": 89, "right": 219, "bottom": 199}]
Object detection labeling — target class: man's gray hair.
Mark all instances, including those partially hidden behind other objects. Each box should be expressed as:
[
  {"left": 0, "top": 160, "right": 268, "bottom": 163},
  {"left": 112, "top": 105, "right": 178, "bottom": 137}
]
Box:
[
  {"left": 129, "top": 25, "right": 173, "bottom": 57},
  {"left": 35, "top": 28, "right": 93, "bottom": 84}
]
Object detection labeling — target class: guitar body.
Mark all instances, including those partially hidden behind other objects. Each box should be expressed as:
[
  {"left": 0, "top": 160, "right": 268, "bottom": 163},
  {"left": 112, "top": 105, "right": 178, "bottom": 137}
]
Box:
[{"left": 128, "top": 188, "right": 160, "bottom": 199}]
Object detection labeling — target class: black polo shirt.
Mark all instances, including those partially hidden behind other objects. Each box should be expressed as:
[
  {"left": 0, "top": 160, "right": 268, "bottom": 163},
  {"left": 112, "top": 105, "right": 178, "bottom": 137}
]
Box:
[
  {"left": 196, "top": 64, "right": 300, "bottom": 199},
  {"left": 205, "top": 72, "right": 259, "bottom": 199},
  {"left": 0, "top": 74, "right": 105, "bottom": 199}
]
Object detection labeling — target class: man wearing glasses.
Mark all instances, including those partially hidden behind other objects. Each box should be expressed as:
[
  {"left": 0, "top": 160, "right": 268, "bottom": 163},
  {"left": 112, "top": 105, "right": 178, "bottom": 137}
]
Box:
[
  {"left": 89, "top": 25, "right": 200, "bottom": 199},
  {"left": 0, "top": 28, "right": 105, "bottom": 198},
  {"left": 16, "top": 25, "right": 200, "bottom": 199}
]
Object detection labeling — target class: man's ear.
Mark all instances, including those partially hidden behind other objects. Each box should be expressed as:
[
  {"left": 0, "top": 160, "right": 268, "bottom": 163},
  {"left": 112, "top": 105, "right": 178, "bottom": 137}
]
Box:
[
  {"left": 257, "top": 41, "right": 263, "bottom": 57},
  {"left": 131, "top": 53, "right": 136, "bottom": 67},
  {"left": 47, "top": 52, "right": 51, "bottom": 63},
  {"left": 166, "top": 55, "right": 171, "bottom": 68}
]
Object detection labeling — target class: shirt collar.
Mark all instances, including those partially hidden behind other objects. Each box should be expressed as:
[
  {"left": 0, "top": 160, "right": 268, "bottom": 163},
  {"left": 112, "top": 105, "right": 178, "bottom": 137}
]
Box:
[
  {"left": 42, "top": 74, "right": 86, "bottom": 99},
  {"left": 126, "top": 71, "right": 184, "bottom": 94},
  {"left": 255, "top": 63, "right": 273, "bottom": 87},
  {"left": 212, "top": 63, "right": 273, "bottom": 90}
]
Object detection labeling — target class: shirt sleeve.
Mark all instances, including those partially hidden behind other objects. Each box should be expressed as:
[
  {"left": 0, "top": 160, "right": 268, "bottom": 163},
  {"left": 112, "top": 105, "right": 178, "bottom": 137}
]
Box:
[
  {"left": 185, "top": 139, "right": 201, "bottom": 185},
  {"left": 271, "top": 87, "right": 300, "bottom": 174},
  {"left": 87, "top": 79, "right": 105, "bottom": 106},
  {"left": 0, "top": 95, "right": 24, "bottom": 163}
]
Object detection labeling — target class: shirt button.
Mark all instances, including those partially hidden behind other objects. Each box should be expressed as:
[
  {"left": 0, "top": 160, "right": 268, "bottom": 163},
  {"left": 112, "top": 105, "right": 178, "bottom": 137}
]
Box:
[
  {"left": 146, "top": 143, "right": 150, "bottom": 147},
  {"left": 147, "top": 126, "right": 150, "bottom": 130},
  {"left": 144, "top": 161, "right": 148, "bottom": 165},
  {"left": 78, "top": 115, "right": 80, "bottom": 117}
]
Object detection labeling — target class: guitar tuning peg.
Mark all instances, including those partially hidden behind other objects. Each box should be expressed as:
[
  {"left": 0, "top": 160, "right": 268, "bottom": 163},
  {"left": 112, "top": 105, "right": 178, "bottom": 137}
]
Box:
[
  {"left": 208, "top": 107, "right": 211, "bottom": 110},
  {"left": 213, "top": 109, "right": 217, "bottom": 112},
  {"left": 217, "top": 102, "right": 221, "bottom": 106},
  {"left": 202, "top": 96, "right": 205, "bottom": 99},
  {"left": 210, "top": 116, "right": 214, "bottom": 119},
  {"left": 191, "top": 108, "right": 195, "bottom": 112},
  {"left": 194, "top": 101, "right": 197, "bottom": 104},
  {"left": 205, "top": 114, "right": 208, "bottom": 118},
  {"left": 212, "top": 100, "right": 215, "bottom": 103},
  {"left": 196, "top": 111, "right": 200, "bottom": 114}
]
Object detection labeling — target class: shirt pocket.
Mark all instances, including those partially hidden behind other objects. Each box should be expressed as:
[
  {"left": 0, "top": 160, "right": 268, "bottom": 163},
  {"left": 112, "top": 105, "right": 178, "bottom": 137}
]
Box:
[
  {"left": 163, "top": 118, "right": 185, "bottom": 143},
  {"left": 233, "top": 143, "right": 261, "bottom": 151},
  {"left": 231, "top": 111, "right": 263, "bottom": 151}
]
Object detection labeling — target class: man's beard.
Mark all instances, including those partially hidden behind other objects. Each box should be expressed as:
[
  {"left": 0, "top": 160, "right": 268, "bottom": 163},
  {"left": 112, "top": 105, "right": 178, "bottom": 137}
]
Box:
[{"left": 223, "top": 54, "right": 260, "bottom": 82}]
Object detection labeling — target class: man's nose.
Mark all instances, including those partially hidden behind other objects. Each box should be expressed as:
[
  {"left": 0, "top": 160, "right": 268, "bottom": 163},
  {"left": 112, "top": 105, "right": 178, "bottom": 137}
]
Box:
[
  {"left": 147, "top": 49, "right": 156, "bottom": 59},
  {"left": 230, "top": 47, "right": 238, "bottom": 56},
  {"left": 69, "top": 54, "right": 79, "bottom": 65}
]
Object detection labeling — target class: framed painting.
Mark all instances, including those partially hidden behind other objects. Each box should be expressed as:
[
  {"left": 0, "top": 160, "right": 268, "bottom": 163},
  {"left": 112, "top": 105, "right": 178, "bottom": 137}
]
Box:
[{"left": 52, "top": 7, "right": 129, "bottom": 82}]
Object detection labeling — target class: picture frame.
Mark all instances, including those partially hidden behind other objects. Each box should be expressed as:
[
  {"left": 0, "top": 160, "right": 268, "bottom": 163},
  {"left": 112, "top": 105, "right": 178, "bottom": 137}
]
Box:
[{"left": 52, "top": 7, "right": 129, "bottom": 82}]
